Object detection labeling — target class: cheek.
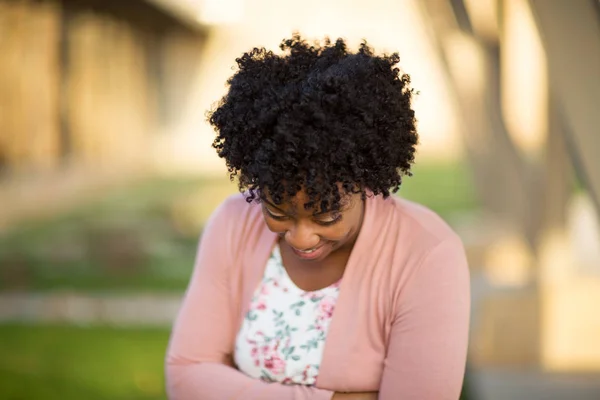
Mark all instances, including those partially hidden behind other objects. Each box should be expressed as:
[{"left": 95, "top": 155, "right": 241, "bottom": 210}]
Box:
[
  {"left": 320, "top": 222, "right": 355, "bottom": 241},
  {"left": 328, "top": 210, "right": 362, "bottom": 240},
  {"left": 263, "top": 217, "right": 288, "bottom": 234}
]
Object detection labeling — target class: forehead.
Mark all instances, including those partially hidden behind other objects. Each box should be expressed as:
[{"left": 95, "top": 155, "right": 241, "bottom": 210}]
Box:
[{"left": 263, "top": 189, "right": 358, "bottom": 215}]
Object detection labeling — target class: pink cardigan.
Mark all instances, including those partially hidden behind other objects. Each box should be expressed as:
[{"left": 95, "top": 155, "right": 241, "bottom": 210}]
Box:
[{"left": 166, "top": 193, "right": 470, "bottom": 399}]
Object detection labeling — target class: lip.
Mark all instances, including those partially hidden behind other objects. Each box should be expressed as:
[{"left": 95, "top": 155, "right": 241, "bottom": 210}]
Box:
[{"left": 290, "top": 243, "right": 328, "bottom": 260}]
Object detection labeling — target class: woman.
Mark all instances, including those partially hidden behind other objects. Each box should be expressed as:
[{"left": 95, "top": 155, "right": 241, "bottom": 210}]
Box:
[{"left": 166, "top": 35, "right": 470, "bottom": 400}]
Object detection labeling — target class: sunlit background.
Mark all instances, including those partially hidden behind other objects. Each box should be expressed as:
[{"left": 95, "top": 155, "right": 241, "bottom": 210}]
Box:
[{"left": 1, "top": 0, "right": 599, "bottom": 399}]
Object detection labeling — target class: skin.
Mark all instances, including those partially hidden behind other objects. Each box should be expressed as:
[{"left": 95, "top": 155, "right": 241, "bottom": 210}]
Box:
[{"left": 261, "top": 188, "right": 364, "bottom": 291}]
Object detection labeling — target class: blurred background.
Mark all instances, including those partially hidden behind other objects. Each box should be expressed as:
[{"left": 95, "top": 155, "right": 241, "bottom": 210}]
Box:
[{"left": 1, "top": 0, "right": 599, "bottom": 398}]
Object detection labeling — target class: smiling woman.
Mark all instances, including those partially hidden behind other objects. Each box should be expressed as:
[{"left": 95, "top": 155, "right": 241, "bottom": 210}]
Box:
[
  {"left": 261, "top": 189, "right": 364, "bottom": 291},
  {"left": 165, "top": 34, "right": 470, "bottom": 400}
]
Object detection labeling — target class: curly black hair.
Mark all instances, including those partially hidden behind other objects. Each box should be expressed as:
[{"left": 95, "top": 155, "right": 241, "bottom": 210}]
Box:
[{"left": 209, "top": 34, "right": 418, "bottom": 212}]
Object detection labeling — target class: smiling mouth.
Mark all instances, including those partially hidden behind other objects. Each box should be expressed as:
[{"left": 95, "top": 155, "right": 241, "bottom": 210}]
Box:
[
  {"left": 289, "top": 242, "right": 329, "bottom": 260},
  {"left": 296, "top": 247, "right": 319, "bottom": 254},
  {"left": 293, "top": 242, "right": 326, "bottom": 253}
]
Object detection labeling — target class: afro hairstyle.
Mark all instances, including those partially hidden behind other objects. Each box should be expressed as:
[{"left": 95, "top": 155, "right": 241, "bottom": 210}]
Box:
[{"left": 209, "top": 34, "right": 418, "bottom": 212}]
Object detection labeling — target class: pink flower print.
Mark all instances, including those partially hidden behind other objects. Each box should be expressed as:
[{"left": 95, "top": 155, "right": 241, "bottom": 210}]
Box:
[
  {"left": 303, "top": 291, "right": 325, "bottom": 302},
  {"left": 255, "top": 302, "right": 267, "bottom": 311},
  {"left": 314, "top": 320, "right": 325, "bottom": 332},
  {"left": 260, "top": 285, "right": 269, "bottom": 296},
  {"left": 302, "top": 364, "right": 311, "bottom": 381},
  {"left": 250, "top": 346, "right": 260, "bottom": 366},
  {"left": 319, "top": 296, "right": 336, "bottom": 319},
  {"left": 263, "top": 354, "right": 286, "bottom": 375}
]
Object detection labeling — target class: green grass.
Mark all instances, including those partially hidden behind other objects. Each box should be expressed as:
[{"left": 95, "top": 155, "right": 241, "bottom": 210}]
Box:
[
  {"left": 0, "top": 176, "right": 236, "bottom": 292},
  {"left": 0, "top": 323, "right": 170, "bottom": 400},
  {"left": 0, "top": 161, "right": 479, "bottom": 292},
  {"left": 399, "top": 161, "right": 480, "bottom": 222}
]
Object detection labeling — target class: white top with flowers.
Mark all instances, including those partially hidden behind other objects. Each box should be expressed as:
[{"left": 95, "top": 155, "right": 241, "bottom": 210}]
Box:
[{"left": 234, "top": 244, "right": 340, "bottom": 385}]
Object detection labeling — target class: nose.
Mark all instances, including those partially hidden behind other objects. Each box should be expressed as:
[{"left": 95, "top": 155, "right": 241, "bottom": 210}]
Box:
[{"left": 284, "top": 221, "right": 320, "bottom": 251}]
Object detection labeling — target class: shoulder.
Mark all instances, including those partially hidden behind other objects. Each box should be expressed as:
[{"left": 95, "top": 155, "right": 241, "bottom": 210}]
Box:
[
  {"left": 367, "top": 195, "right": 467, "bottom": 286},
  {"left": 204, "top": 192, "right": 264, "bottom": 240},
  {"left": 210, "top": 192, "right": 262, "bottom": 220},
  {"left": 213, "top": 192, "right": 252, "bottom": 215},
  {"left": 396, "top": 197, "right": 461, "bottom": 242},
  {"left": 371, "top": 195, "right": 463, "bottom": 253},
  {"left": 389, "top": 197, "right": 468, "bottom": 286},
  {"left": 369, "top": 196, "right": 469, "bottom": 306}
]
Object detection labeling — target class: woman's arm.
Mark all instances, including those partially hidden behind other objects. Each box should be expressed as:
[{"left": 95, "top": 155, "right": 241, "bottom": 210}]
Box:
[
  {"left": 378, "top": 234, "right": 470, "bottom": 400},
  {"left": 331, "top": 392, "right": 378, "bottom": 400},
  {"left": 165, "top": 198, "right": 334, "bottom": 400}
]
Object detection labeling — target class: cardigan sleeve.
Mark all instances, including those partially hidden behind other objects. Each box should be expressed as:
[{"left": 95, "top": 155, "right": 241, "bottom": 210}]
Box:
[
  {"left": 165, "top": 197, "right": 334, "bottom": 400},
  {"left": 378, "top": 234, "right": 470, "bottom": 400}
]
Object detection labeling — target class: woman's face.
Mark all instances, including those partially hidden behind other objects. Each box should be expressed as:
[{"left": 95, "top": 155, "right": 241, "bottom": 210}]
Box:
[{"left": 261, "top": 189, "right": 364, "bottom": 262}]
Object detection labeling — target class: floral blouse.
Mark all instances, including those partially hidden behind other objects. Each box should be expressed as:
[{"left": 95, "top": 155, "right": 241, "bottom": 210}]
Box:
[{"left": 234, "top": 244, "right": 341, "bottom": 385}]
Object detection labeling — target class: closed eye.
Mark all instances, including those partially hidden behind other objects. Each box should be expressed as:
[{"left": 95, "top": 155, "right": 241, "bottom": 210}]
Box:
[
  {"left": 263, "top": 205, "right": 342, "bottom": 226},
  {"left": 314, "top": 214, "right": 342, "bottom": 226},
  {"left": 264, "top": 207, "right": 288, "bottom": 221}
]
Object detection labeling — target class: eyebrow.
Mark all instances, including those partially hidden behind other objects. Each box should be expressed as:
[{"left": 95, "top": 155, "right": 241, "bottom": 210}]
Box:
[
  {"left": 262, "top": 198, "right": 341, "bottom": 216},
  {"left": 262, "top": 199, "right": 288, "bottom": 214}
]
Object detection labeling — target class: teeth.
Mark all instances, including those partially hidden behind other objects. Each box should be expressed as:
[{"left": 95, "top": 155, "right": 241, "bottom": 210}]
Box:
[{"left": 299, "top": 248, "right": 316, "bottom": 254}]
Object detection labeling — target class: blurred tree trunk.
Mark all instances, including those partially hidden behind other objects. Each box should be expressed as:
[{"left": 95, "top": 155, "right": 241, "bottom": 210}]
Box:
[
  {"left": 0, "top": 0, "right": 172, "bottom": 175},
  {"left": 0, "top": 0, "right": 62, "bottom": 173}
]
